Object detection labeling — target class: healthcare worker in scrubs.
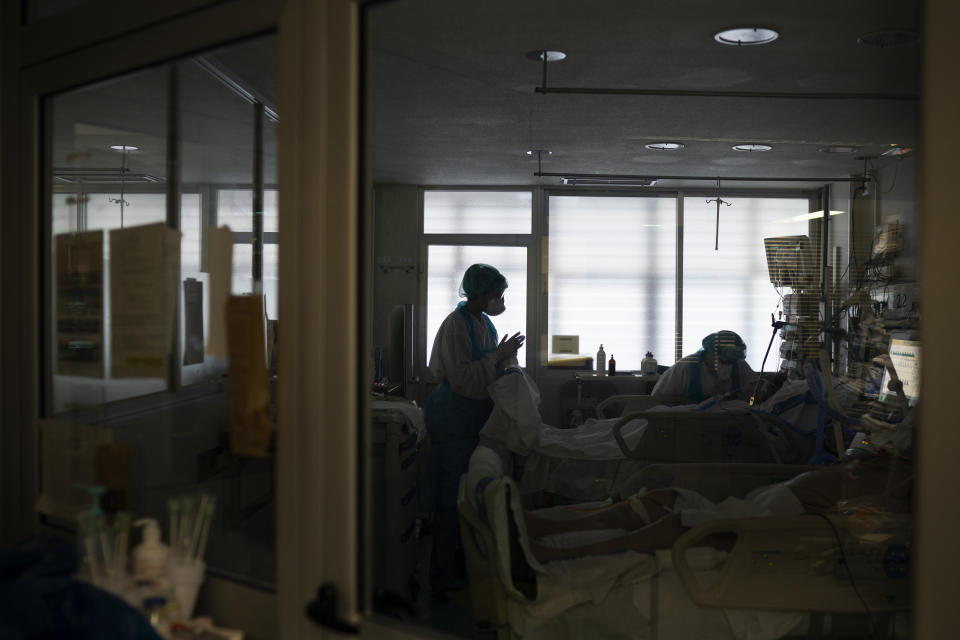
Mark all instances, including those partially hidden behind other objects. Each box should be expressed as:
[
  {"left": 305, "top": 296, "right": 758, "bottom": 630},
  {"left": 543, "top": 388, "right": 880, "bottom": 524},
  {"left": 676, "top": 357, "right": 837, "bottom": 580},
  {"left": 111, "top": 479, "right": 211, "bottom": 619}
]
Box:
[
  {"left": 421, "top": 263, "right": 524, "bottom": 593},
  {"left": 651, "top": 330, "right": 758, "bottom": 402}
]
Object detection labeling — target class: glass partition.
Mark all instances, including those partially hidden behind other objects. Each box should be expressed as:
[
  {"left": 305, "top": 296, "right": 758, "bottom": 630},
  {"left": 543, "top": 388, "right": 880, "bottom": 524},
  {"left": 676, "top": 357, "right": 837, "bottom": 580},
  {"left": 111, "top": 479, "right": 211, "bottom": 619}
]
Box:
[{"left": 42, "top": 33, "right": 278, "bottom": 588}]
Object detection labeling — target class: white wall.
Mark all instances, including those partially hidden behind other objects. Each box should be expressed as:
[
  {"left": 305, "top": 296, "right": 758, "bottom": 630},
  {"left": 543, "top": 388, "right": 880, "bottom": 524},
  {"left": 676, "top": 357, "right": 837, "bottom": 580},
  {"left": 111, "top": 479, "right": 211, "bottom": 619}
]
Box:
[{"left": 371, "top": 185, "right": 422, "bottom": 397}]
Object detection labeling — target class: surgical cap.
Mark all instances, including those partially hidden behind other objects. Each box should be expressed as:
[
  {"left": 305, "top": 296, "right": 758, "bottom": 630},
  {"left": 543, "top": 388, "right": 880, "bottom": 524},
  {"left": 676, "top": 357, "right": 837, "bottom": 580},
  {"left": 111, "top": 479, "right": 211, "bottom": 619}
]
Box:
[
  {"left": 459, "top": 263, "right": 508, "bottom": 299},
  {"left": 702, "top": 330, "right": 747, "bottom": 361}
]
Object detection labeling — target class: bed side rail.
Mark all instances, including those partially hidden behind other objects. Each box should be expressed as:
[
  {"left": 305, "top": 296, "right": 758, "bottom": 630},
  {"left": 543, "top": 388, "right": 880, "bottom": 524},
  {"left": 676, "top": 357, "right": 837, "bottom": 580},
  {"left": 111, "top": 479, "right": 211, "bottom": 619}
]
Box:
[{"left": 671, "top": 515, "right": 910, "bottom": 613}]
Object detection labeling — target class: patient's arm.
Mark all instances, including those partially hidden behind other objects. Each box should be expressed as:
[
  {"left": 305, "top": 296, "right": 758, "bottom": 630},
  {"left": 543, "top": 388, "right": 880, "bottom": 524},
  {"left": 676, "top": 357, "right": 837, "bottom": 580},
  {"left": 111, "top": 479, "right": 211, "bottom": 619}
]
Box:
[{"left": 528, "top": 513, "right": 691, "bottom": 563}]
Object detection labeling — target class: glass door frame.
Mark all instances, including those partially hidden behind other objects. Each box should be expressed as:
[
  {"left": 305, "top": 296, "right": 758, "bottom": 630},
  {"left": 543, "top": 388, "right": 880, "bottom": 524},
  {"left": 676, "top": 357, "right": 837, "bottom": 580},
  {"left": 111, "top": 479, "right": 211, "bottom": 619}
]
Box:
[{"left": 0, "top": 0, "right": 368, "bottom": 637}]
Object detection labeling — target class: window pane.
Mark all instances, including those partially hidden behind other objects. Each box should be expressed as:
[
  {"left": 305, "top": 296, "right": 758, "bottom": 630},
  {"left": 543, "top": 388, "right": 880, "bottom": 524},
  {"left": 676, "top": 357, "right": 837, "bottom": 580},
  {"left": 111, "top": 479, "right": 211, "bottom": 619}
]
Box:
[
  {"left": 52, "top": 193, "right": 78, "bottom": 234},
  {"left": 548, "top": 195, "right": 676, "bottom": 370},
  {"left": 424, "top": 190, "right": 532, "bottom": 234},
  {"left": 86, "top": 193, "right": 167, "bottom": 243},
  {"left": 264, "top": 190, "right": 278, "bottom": 233},
  {"left": 232, "top": 243, "right": 254, "bottom": 295},
  {"left": 181, "top": 193, "right": 202, "bottom": 275},
  {"left": 217, "top": 189, "right": 253, "bottom": 231},
  {"left": 426, "top": 245, "right": 527, "bottom": 367},
  {"left": 683, "top": 197, "right": 811, "bottom": 370},
  {"left": 263, "top": 243, "right": 278, "bottom": 320}
]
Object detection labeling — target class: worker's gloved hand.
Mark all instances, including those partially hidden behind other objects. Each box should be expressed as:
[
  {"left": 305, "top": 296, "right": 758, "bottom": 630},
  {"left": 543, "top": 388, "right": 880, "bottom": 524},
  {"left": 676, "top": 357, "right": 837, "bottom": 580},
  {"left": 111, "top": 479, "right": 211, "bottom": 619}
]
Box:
[{"left": 495, "top": 332, "right": 525, "bottom": 361}]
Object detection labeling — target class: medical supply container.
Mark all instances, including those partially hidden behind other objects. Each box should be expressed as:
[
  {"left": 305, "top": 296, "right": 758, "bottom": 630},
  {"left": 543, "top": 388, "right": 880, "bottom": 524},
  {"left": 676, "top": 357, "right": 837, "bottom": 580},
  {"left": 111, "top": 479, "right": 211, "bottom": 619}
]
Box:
[
  {"left": 132, "top": 518, "right": 169, "bottom": 581},
  {"left": 642, "top": 352, "right": 658, "bottom": 376},
  {"left": 596, "top": 345, "right": 606, "bottom": 375}
]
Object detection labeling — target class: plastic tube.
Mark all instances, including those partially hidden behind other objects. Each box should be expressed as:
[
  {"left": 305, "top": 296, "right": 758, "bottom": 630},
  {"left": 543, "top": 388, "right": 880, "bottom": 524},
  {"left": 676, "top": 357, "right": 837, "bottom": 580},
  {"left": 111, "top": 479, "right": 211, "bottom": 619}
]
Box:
[{"left": 195, "top": 497, "right": 216, "bottom": 564}]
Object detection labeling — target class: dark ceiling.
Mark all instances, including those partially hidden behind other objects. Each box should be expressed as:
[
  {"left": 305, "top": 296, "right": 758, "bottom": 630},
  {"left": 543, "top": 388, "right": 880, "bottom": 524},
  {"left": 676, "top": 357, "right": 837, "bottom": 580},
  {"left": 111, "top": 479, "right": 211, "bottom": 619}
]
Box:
[
  {"left": 49, "top": 2, "right": 919, "bottom": 192},
  {"left": 368, "top": 0, "right": 920, "bottom": 190}
]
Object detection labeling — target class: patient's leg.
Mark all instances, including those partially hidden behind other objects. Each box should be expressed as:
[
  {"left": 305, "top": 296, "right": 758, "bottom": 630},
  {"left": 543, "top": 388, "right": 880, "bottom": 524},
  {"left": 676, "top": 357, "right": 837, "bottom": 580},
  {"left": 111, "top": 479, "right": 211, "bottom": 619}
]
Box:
[
  {"left": 523, "top": 489, "right": 679, "bottom": 539},
  {"left": 529, "top": 513, "right": 689, "bottom": 563}
]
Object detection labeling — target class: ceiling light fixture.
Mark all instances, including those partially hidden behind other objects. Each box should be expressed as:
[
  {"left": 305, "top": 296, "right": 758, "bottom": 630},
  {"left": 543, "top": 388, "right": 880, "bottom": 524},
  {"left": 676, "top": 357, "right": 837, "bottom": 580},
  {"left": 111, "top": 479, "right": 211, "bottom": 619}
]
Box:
[
  {"left": 110, "top": 144, "right": 139, "bottom": 151},
  {"left": 819, "top": 145, "right": 859, "bottom": 154},
  {"left": 525, "top": 50, "right": 566, "bottom": 62},
  {"left": 857, "top": 30, "right": 920, "bottom": 48},
  {"left": 561, "top": 176, "right": 658, "bottom": 187},
  {"left": 645, "top": 142, "right": 685, "bottom": 151},
  {"left": 714, "top": 27, "right": 779, "bottom": 46},
  {"left": 525, "top": 149, "right": 552, "bottom": 156},
  {"left": 732, "top": 144, "right": 773, "bottom": 152},
  {"left": 881, "top": 145, "right": 913, "bottom": 157}
]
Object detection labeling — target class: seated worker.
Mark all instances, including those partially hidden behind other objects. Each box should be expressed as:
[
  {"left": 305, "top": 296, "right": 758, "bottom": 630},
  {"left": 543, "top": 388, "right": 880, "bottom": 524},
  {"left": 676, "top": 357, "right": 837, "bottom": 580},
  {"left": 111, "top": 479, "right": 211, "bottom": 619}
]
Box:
[
  {"left": 651, "top": 330, "right": 764, "bottom": 403},
  {"left": 523, "top": 456, "right": 911, "bottom": 564}
]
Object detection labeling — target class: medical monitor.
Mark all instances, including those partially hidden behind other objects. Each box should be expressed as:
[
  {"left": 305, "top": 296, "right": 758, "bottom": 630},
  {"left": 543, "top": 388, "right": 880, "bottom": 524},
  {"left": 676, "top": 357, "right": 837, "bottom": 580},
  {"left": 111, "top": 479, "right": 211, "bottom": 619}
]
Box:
[
  {"left": 763, "top": 235, "right": 816, "bottom": 289},
  {"left": 879, "top": 338, "right": 921, "bottom": 404}
]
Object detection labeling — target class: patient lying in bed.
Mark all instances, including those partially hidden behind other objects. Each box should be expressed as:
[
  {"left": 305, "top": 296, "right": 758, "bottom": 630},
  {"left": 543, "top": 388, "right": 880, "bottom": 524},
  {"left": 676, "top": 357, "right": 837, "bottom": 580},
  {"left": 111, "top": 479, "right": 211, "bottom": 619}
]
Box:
[{"left": 523, "top": 456, "right": 911, "bottom": 564}]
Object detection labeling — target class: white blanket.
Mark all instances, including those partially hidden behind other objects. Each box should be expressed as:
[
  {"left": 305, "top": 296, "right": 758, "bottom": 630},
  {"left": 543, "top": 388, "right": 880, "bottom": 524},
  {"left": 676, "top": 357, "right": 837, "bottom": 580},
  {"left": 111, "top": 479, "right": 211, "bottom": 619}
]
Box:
[{"left": 469, "top": 469, "right": 805, "bottom": 640}]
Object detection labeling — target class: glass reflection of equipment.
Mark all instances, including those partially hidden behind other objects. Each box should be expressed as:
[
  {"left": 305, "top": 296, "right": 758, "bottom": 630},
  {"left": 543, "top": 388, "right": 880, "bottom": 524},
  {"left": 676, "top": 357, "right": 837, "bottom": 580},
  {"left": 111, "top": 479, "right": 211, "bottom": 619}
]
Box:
[{"left": 879, "top": 338, "right": 920, "bottom": 406}]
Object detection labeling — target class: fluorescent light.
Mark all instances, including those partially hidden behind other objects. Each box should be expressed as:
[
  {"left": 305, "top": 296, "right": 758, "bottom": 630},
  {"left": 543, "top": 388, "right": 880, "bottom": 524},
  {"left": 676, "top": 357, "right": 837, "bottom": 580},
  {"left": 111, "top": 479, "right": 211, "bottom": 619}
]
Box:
[
  {"left": 818, "top": 145, "right": 859, "bottom": 154},
  {"left": 881, "top": 145, "right": 913, "bottom": 157},
  {"left": 774, "top": 210, "right": 845, "bottom": 223},
  {"left": 714, "top": 27, "right": 779, "bottom": 46},
  {"left": 561, "top": 176, "right": 658, "bottom": 187},
  {"left": 110, "top": 144, "right": 139, "bottom": 151}
]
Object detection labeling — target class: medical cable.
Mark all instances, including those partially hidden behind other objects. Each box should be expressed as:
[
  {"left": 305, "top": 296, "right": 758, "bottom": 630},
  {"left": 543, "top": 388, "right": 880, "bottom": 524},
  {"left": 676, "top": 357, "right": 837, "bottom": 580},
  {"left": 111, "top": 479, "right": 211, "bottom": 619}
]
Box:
[{"left": 812, "top": 512, "right": 878, "bottom": 639}]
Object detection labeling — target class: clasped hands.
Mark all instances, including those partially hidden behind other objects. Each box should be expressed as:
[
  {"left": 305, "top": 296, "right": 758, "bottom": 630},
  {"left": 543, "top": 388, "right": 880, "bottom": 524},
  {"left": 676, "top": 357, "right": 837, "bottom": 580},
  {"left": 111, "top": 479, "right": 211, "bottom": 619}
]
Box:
[{"left": 496, "top": 331, "right": 525, "bottom": 360}]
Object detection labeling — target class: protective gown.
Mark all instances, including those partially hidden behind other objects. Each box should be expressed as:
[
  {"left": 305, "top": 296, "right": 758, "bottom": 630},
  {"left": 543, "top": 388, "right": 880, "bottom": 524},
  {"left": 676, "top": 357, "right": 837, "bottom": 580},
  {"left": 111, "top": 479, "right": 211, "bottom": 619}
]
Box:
[{"left": 421, "top": 301, "right": 504, "bottom": 589}]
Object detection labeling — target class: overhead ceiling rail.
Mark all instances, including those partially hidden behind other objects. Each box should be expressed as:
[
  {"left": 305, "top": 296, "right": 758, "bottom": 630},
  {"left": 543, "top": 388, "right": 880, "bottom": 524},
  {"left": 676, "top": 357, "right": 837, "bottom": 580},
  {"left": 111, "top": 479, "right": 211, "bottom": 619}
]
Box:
[
  {"left": 535, "top": 171, "right": 863, "bottom": 183},
  {"left": 194, "top": 56, "right": 279, "bottom": 121},
  {"left": 534, "top": 53, "right": 917, "bottom": 101}
]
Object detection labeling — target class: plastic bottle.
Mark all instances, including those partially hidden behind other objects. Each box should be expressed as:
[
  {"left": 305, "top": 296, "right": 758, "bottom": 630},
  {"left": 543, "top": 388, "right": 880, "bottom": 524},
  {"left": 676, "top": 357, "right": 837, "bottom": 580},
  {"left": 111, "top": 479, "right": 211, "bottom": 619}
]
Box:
[
  {"left": 642, "top": 351, "right": 658, "bottom": 376},
  {"left": 596, "top": 344, "right": 606, "bottom": 375},
  {"left": 608, "top": 354, "right": 616, "bottom": 376},
  {"left": 132, "top": 518, "right": 169, "bottom": 581}
]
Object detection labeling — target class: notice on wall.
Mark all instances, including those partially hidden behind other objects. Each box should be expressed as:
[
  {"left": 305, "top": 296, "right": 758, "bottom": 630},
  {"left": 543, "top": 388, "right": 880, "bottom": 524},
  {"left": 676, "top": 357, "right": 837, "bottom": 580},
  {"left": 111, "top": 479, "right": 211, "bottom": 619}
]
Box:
[
  {"left": 56, "top": 231, "right": 104, "bottom": 377},
  {"left": 227, "top": 294, "right": 271, "bottom": 457},
  {"left": 110, "top": 223, "right": 181, "bottom": 378},
  {"left": 206, "top": 226, "right": 234, "bottom": 358},
  {"left": 182, "top": 277, "right": 205, "bottom": 365}
]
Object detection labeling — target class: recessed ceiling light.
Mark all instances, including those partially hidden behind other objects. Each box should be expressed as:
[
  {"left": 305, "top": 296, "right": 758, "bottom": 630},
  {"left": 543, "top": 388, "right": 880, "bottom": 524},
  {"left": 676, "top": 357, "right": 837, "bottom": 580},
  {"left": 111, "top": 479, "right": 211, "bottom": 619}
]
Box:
[
  {"left": 819, "top": 145, "right": 860, "bottom": 154},
  {"left": 857, "top": 30, "right": 919, "bottom": 48},
  {"left": 645, "top": 142, "right": 685, "bottom": 151},
  {"left": 525, "top": 50, "right": 567, "bottom": 62},
  {"left": 714, "top": 27, "right": 779, "bottom": 46},
  {"left": 110, "top": 144, "right": 138, "bottom": 151},
  {"left": 732, "top": 144, "right": 773, "bottom": 152}
]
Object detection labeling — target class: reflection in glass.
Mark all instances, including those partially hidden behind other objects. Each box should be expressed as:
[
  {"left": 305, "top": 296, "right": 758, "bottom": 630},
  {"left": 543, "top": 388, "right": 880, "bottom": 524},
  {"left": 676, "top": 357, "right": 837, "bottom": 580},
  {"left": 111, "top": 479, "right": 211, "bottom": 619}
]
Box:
[{"left": 43, "top": 35, "right": 279, "bottom": 592}]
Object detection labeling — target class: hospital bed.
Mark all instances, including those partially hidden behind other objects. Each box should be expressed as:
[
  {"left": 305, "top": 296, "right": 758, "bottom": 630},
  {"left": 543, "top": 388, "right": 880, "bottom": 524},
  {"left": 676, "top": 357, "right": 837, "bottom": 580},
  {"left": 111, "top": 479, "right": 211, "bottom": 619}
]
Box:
[
  {"left": 595, "top": 393, "right": 688, "bottom": 418},
  {"left": 459, "top": 445, "right": 910, "bottom": 640},
  {"left": 482, "top": 370, "right": 822, "bottom": 506}
]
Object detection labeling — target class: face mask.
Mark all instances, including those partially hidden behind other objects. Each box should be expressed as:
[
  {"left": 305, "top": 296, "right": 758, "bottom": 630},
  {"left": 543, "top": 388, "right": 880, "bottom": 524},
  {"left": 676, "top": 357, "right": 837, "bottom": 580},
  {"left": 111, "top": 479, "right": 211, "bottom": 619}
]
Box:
[
  {"left": 485, "top": 296, "right": 505, "bottom": 316},
  {"left": 716, "top": 362, "right": 733, "bottom": 381}
]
